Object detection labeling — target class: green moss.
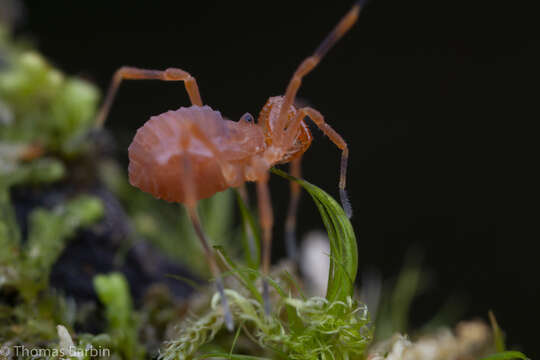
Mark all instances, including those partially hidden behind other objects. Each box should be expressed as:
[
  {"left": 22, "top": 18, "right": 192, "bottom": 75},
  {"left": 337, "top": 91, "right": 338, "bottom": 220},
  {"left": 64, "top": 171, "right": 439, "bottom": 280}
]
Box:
[
  {"left": 160, "top": 172, "right": 372, "bottom": 360},
  {"left": 94, "top": 273, "right": 145, "bottom": 360},
  {"left": 1, "top": 194, "right": 104, "bottom": 302},
  {"left": 0, "top": 46, "right": 99, "bottom": 155}
]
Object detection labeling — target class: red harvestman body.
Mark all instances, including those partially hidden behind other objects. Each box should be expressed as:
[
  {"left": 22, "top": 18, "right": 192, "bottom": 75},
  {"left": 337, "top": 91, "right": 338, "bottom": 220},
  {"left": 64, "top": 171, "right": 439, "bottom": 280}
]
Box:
[{"left": 95, "top": 1, "right": 366, "bottom": 330}]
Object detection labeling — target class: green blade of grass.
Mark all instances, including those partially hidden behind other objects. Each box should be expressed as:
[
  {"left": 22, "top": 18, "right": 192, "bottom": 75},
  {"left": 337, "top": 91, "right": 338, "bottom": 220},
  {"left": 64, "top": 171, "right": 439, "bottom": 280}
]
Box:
[
  {"left": 229, "top": 322, "right": 244, "bottom": 358},
  {"left": 489, "top": 310, "right": 506, "bottom": 353},
  {"left": 220, "top": 265, "right": 304, "bottom": 333},
  {"left": 271, "top": 168, "right": 358, "bottom": 304},
  {"left": 214, "top": 245, "right": 263, "bottom": 303},
  {"left": 198, "top": 353, "right": 272, "bottom": 360},
  {"left": 479, "top": 351, "right": 529, "bottom": 360},
  {"left": 164, "top": 273, "right": 204, "bottom": 292},
  {"left": 200, "top": 189, "right": 235, "bottom": 248},
  {"left": 235, "top": 190, "right": 261, "bottom": 270}
]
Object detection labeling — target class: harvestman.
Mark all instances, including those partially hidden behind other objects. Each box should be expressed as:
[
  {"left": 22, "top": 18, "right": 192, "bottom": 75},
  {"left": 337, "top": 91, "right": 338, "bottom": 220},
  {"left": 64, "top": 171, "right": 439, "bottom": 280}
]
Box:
[{"left": 95, "top": 1, "right": 366, "bottom": 330}]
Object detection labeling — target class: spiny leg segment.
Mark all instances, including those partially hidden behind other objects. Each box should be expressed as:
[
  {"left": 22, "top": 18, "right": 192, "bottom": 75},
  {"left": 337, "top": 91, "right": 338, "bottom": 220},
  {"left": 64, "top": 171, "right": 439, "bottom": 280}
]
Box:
[
  {"left": 276, "top": 1, "right": 365, "bottom": 217},
  {"left": 95, "top": 66, "right": 203, "bottom": 128}
]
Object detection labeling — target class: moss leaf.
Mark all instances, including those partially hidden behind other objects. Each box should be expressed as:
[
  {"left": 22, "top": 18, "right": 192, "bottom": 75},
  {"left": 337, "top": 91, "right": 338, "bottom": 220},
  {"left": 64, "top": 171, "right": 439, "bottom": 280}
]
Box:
[
  {"left": 271, "top": 168, "right": 358, "bottom": 304},
  {"left": 479, "top": 351, "right": 529, "bottom": 360}
]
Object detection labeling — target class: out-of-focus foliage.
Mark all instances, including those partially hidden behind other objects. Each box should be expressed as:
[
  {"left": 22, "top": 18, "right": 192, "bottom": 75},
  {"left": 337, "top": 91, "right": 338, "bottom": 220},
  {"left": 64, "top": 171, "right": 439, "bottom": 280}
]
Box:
[
  {"left": 0, "top": 21, "right": 237, "bottom": 359},
  {"left": 0, "top": 192, "right": 104, "bottom": 289},
  {"left": 477, "top": 313, "right": 530, "bottom": 360},
  {"left": 0, "top": 155, "right": 65, "bottom": 187},
  {"left": 235, "top": 190, "right": 261, "bottom": 270},
  {"left": 479, "top": 351, "right": 529, "bottom": 360},
  {"left": 53, "top": 277, "right": 207, "bottom": 360},
  {"left": 372, "top": 250, "right": 426, "bottom": 342},
  {"left": 7, "top": 195, "right": 104, "bottom": 300},
  {"left": 0, "top": 21, "right": 108, "bottom": 351},
  {"left": 94, "top": 273, "right": 145, "bottom": 359},
  {"left": 490, "top": 310, "right": 506, "bottom": 353},
  {"left": 0, "top": 25, "right": 99, "bottom": 156},
  {"left": 0, "top": 289, "right": 78, "bottom": 344},
  {"left": 99, "top": 159, "right": 235, "bottom": 275},
  {"left": 368, "top": 322, "right": 493, "bottom": 360},
  {"left": 0, "top": 195, "right": 103, "bottom": 343}
]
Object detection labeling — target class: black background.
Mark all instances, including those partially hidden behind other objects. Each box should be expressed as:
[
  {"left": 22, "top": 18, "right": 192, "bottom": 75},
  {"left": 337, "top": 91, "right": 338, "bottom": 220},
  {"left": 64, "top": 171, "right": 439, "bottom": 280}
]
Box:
[{"left": 12, "top": 0, "right": 537, "bottom": 356}]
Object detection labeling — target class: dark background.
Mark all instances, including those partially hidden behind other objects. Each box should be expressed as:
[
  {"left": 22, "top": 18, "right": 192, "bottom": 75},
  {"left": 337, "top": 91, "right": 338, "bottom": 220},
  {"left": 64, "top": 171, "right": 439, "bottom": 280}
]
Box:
[{"left": 11, "top": 0, "right": 537, "bottom": 356}]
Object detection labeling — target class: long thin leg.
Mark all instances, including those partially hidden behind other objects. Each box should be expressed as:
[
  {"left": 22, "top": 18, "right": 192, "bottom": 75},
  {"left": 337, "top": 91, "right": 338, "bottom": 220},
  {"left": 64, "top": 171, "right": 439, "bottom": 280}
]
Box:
[
  {"left": 255, "top": 171, "right": 274, "bottom": 315},
  {"left": 284, "top": 107, "right": 352, "bottom": 217},
  {"left": 185, "top": 205, "right": 234, "bottom": 331},
  {"left": 285, "top": 156, "right": 302, "bottom": 262},
  {"left": 179, "top": 133, "right": 234, "bottom": 331},
  {"left": 95, "top": 66, "right": 203, "bottom": 128},
  {"left": 275, "top": 1, "right": 366, "bottom": 134}
]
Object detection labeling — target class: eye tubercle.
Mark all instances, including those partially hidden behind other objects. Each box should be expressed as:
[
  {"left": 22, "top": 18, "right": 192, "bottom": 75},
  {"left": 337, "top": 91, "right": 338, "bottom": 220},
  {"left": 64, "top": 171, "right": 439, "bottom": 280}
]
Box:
[{"left": 240, "top": 113, "right": 254, "bottom": 123}]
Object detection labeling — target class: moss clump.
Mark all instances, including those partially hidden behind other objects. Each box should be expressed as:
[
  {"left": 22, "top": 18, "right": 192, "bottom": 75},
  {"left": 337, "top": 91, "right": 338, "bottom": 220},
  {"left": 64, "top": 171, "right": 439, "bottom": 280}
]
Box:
[
  {"left": 94, "top": 273, "right": 146, "bottom": 359},
  {"left": 1, "top": 27, "right": 99, "bottom": 156},
  {"left": 0, "top": 194, "right": 104, "bottom": 343}
]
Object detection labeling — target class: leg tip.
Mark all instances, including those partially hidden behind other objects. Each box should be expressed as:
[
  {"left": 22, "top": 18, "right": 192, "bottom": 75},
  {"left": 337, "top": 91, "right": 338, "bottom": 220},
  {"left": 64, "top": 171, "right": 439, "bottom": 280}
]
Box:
[
  {"left": 224, "top": 308, "right": 235, "bottom": 332},
  {"left": 285, "top": 228, "right": 298, "bottom": 263},
  {"left": 355, "top": 0, "right": 369, "bottom": 8},
  {"left": 215, "top": 279, "right": 235, "bottom": 331},
  {"left": 263, "top": 279, "right": 271, "bottom": 316},
  {"left": 340, "top": 188, "right": 353, "bottom": 219}
]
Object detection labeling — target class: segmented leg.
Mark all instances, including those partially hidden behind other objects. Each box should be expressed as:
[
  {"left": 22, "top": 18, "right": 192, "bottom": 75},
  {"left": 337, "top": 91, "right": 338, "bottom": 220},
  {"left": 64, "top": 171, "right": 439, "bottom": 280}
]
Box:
[
  {"left": 285, "top": 156, "right": 302, "bottom": 262},
  {"left": 255, "top": 169, "right": 274, "bottom": 315},
  {"left": 283, "top": 107, "right": 352, "bottom": 217},
  {"left": 95, "top": 66, "right": 203, "bottom": 127},
  {"left": 179, "top": 131, "right": 234, "bottom": 331},
  {"left": 185, "top": 205, "right": 234, "bottom": 331},
  {"left": 275, "top": 2, "right": 365, "bottom": 133}
]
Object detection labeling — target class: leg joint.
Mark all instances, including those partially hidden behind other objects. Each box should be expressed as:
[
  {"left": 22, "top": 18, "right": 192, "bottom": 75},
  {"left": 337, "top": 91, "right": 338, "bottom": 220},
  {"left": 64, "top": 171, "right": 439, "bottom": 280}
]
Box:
[{"left": 164, "top": 67, "right": 191, "bottom": 80}]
